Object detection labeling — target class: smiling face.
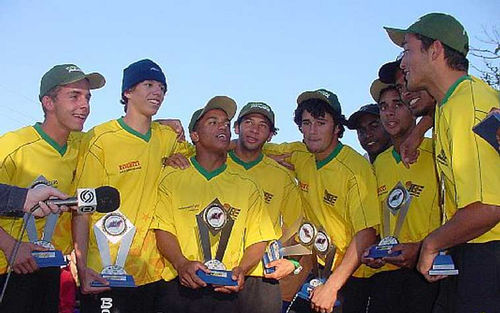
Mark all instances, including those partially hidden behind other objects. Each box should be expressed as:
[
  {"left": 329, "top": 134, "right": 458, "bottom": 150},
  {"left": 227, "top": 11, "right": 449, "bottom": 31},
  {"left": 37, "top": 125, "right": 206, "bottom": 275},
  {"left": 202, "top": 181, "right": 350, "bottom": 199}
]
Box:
[
  {"left": 378, "top": 88, "right": 415, "bottom": 137},
  {"left": 356, "top": 113, "right": 391, "bottom": 159},
  {"left": 191, "top": 109, "right": 231, "bottom": 153},
  {"left": 42, "top": 79, "right": 91, "bottom": 132},
  {"left": 395, "top": 68, "right": 435, "bottom": 117},
  {"left": 124, "top": 80, "right": 166, "bottom": 117},
  {"left": 234, "top": 113, "right": 273, "bottom": 152}
]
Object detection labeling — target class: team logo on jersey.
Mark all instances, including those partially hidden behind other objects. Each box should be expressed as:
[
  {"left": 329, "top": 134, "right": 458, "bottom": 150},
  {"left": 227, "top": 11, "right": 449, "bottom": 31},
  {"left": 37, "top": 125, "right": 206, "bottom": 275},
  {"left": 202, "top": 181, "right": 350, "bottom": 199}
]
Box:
[
  {"left": 436, "top": 149, "right": 448, "bottom": 166},
  {"left": 378, "top": 185, "right": 387, "bottom": 196},
  {"left": 405, "top": 181, "right": 424, "bottom": 198},
  {"left": 119, "top": 160, "right": 141, "bottom": 173},
  {"left": 299, "top": 181, "right": 309, "bottom": 192},
  {"left": 226, "top": 204, "right": 241, "bottom": 221},
  {"left": 263, "top": 191, "right": 274, "bottom": 204},
  {"left": 323, "top": 190, "right": 338, "bottom": 206}
]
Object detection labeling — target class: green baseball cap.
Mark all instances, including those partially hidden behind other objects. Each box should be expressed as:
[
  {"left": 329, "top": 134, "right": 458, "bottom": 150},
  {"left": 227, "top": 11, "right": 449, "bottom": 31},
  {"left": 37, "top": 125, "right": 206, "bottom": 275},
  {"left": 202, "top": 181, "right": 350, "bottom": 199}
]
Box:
[
  {"left": 237, "top": 102, "right": 275, "bottom": 126},
  {"left": 297, "top": 88, "right": 342, "bottom": 116},
  {"left": 384, "top": 13, "right": 469, "bottom": 56},
  {"left": 370, "top": 79, "right": 394, "bottom": 103},
  {"left": 39, "top": 64, "right": 106, "bottom": 100},
  {"left": 188, "top": 96, "right": 237, "bottom": 132}
]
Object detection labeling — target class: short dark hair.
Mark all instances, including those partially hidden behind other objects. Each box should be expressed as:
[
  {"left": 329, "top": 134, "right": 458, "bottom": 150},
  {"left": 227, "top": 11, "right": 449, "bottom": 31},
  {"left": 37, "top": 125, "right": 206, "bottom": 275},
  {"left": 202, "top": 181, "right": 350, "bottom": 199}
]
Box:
[
  {"left": 293, "top": 99, "right": 345, "bottom": 138},
  {"left": 235, "top": 115, "right": 278, "bottom": 136},
  {"left": 120, "top": 85, "right": 138, "bottom": 113},
  {"left": 41, "top": 85, "right": 62, "bottom": 115},
  {"left": 379, "top": 85, "right": 400, "bottom": 102},
  {"left": 415, "top": 33, "right": 469, "bottom": 72}
]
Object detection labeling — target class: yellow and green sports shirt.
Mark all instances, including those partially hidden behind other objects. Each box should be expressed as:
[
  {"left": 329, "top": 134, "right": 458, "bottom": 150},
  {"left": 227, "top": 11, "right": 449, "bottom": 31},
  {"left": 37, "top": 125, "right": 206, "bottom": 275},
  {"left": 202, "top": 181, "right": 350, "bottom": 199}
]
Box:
[
  {"left": 152, "top": 156, "right": 277, "bottom": 281},
  {"left": 74, "top": 118, "right": 192, "bottom": 286},
  {"left": 264, "top": 142, "right": 380, "bottom": 277},
  {"left": 435, "top": 75, "right": 500, "bottom": 243},
  {"left": 0, "top": 123, "right": 81, "bottom": 273},
  {"left": 373, "top": 138, "right": 441, "bottom": 273},
  {"left": 227, "top": 150, "right": 303, "bottom": 277}
]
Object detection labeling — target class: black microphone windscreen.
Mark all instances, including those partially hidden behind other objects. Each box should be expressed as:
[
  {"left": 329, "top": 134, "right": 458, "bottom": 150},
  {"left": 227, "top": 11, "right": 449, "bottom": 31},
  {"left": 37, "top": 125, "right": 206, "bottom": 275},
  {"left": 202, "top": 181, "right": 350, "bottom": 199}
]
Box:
[{"left": 95, "top": 186, "right": 120, "bottom": 213}]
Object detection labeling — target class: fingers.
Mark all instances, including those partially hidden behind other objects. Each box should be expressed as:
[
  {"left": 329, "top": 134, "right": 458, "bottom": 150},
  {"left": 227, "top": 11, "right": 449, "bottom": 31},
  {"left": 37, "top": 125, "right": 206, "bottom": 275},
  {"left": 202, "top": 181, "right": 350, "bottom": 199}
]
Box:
[{"left": 32, "top": 201, "right": 53, "bottom": 217}]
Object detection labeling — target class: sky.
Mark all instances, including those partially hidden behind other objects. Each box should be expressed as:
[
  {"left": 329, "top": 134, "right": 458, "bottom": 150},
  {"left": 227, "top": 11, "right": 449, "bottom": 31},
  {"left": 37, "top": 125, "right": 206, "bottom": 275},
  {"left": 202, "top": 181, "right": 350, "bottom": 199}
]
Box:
[{"left": 0, "top": 0, "right": 498, "bottom": 152}]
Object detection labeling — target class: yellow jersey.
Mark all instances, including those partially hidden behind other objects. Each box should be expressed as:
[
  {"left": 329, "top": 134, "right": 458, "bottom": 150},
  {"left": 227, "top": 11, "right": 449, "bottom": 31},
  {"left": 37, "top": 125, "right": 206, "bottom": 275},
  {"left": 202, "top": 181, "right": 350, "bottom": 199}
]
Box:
[
  {"left": 435, "top": 75, "right": 500, "bottom": 243},
  {"left": 152, "top": 156, "right": 277, "bottom": 281}
]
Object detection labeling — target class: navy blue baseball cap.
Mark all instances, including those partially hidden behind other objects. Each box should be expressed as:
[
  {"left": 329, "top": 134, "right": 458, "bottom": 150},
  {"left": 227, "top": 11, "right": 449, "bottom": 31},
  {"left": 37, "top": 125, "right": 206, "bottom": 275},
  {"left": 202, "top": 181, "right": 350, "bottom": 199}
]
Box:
[
  {"left": 121, "top": 59, "right": 166, "bottom": 94},
  {"left": 346, "top": 104, "right": 380, "bottom": 130}
]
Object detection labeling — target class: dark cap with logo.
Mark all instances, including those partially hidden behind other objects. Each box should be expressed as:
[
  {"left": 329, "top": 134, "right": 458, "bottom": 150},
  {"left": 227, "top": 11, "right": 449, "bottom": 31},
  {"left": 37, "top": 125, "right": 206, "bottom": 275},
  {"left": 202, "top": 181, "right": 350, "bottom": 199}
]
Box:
[
  {"left": 122, "top": 59, "right": 167, "bottom": 94},
  {"left": 39, "top": 64, "right": 105, "bottom": 100},
  {"left": 297, "top": 88, "right": 343, "bottom": 115},
  {"left": 384, "top": 12, "right": 469, "bottom": 56},
  {"left": 346, "top": 104, "right": 380, "bottom": 130},
  {"left": 237, "top": 102, "right": 275, "bottom": 126},
  {"left": 188, "top": 96, "right": 237, "bottom": 132}
]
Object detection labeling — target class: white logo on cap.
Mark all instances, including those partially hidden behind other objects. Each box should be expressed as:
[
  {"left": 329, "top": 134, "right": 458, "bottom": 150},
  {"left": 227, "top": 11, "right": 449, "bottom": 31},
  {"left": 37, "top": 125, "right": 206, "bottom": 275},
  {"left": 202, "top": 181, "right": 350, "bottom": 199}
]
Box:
[
  {"left": 66, "top": 65, "right": 82, "bottom": 73},
  {"left": 317, "top": 90, "right": 330, "bottom": 99},
  {"left": 250, "top": 103, "right": 271, "bottom": 112},
  {"left": 150, "top": 67, "right": 160, "bottom": 72}
]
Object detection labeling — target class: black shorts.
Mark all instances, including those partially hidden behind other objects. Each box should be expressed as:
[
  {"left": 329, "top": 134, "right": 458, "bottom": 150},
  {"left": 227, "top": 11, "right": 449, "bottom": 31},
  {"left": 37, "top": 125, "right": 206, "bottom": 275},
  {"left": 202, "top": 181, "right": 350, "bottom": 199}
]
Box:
[
  {"left": 369, "top": 268, "right": 439, "bottom": 313},
  {"left": 433, "top": 241, "right": 500, "bottom": 313},
  {"left": 80, "top": 279, "right": 166, "bottom": 313},
  {"left": 237, "top": 276, "right": 281, "bottom": 313},
  {"left": 0, "top": 266, "right": 61, "bottom": 313},
  {"left": 340, "top": 276, "right": 371, "bottom": 313},
  {"left": 157, "top": 278, "right": 238, "bottom": 313}
]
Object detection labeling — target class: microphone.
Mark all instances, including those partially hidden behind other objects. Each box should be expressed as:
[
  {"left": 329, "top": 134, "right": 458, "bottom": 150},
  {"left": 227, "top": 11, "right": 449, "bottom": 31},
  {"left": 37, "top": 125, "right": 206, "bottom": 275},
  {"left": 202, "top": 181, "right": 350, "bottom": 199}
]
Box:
[{"left": 37, "top": 186, "right": 120, "bottom": 214}]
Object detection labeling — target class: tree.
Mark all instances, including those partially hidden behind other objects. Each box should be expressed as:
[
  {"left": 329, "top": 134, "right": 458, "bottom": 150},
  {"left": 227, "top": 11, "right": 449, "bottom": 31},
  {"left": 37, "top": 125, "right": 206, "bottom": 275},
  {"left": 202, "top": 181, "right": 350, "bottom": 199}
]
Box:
[{"left": 470, "top": 26, "right": 499, "bottom": 90}]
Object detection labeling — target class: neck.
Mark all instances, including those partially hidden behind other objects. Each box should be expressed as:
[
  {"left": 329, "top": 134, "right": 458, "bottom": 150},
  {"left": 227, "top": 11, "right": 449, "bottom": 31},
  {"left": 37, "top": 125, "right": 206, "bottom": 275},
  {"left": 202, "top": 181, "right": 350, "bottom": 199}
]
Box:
[
  {"left": 314, "top": 139, "right": 339, "bottom": 162},
  {"left": 40, "top": 119, "right": 70, "bottom": 146},
  {"left": 392, "top": 123, "right": 416, "bottom": 154},
  {"left": 122, "top": 110, "right": 152, "bottom": 135},
  {"left": 233, "top": 141, "right": 262, "bottom": 163},
  {"left": 426, "top": 68, "right": 467, "bottom": 104},
  {"left": 195, "top": 149, "right": 227, "bottom": 172}
]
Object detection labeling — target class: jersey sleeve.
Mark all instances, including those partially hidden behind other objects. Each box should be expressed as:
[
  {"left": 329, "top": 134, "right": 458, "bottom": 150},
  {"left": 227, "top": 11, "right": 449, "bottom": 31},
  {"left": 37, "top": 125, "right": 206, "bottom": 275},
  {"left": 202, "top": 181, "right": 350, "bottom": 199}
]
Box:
[
  {"left": 244, "top": 187, "right": 277, "bottom": 249},
  {"left": 346, "top": 165, "right": 381, "bottom": 234},
  {"left": 280, "top": 174, "right": 304, "bottom": 231},
  {"left": 151, "top": 183, "right": 176, "bottom": 235},
  {"left": 73, "top": 131, "right": 108, "bottom": 188}
]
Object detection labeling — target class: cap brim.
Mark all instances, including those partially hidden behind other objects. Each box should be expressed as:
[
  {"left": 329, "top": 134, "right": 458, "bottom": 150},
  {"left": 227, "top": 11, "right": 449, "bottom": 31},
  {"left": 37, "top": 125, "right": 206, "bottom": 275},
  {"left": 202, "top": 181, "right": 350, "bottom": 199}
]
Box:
[
  {"left": 202, "top": 96, "right": 237, "bottom": 120},
  {"left": 85, "top": 72, "right": 106, "bottom": 90},
  {"left": 346, "top": 110, "right": 379, "bottom": 130},
  {"left": 384, "top": 27, "right": 407, "bottom": 48},
  {"left": 370, "top": 79, "right": 392, "bottom": 103},
  {"left": 297, "top": 91, "right": 329, "bottom": 105}
]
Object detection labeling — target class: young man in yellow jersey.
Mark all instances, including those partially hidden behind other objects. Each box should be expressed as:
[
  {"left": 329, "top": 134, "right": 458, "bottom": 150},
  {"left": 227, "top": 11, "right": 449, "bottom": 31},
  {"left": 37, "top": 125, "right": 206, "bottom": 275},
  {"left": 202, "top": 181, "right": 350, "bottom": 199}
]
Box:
[
  {"left": 227, "top": 102, "right": 303, "bottom": 313},
  {"left": 153, "top": 97, "right": 276, "bottom": 313},
  {"left": 265, "top": 89, "right": 380, "bottom": 313},
  {"left": 72, "top": 59, "right": 191, "bottom": 313},
  {"left": 363, "top": 81, "right": 440, "bottom": 313},
  {"left": 346, "top": 103, "right": 391, "bottom": 163},
  {"left": 385, "top": 13, "right": 500, "bottom": 312},
  {"left": 0, "top": 64, "right": 105, "bottom": 313}
]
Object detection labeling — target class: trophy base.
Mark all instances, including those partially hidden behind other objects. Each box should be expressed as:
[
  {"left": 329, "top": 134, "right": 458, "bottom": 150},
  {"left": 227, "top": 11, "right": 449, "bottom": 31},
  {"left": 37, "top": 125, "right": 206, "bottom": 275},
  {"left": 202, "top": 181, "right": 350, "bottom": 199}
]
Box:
[
  {"left": 429, "top": 253, "right": 458, "bottom": 276},
  {"left": 429, "top": 269, "right": 459, "bottom": 276},
  {"left": 296, "top": 278, "right": 341, "bottom": 306},
  {"left": 196, "top": 269, "right": 237, "bottom": 286},
  {"left": 367, "top": 244, "right": 401, "bottom": 259},
  {"left": 32, "top": 250, "right": 66, "bottom": 267},
  {"left": 262, "top": 240, "right": 283, "bottom": 274},
  {"left": 91, "top": 274, "right": 136, "bottom": 288}
]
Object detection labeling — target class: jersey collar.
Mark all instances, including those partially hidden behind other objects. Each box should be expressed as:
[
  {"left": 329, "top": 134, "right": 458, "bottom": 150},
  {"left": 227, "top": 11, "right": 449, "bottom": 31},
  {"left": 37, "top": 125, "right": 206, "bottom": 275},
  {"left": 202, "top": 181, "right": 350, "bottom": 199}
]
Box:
[
  {"left": 440, "top": 75, "right": 472, "bottom": 107},
  {"left": 316, "top": 142, "right": 343, "bottom": 169},
  {"left": 191, "top": 156, "right": 227, "bottom": 180},
  {"left": 228, "top": 150, "right": 263, "bottom": 170},
  {"left": 33, "top": 123, "right": 67, "bottom": 156},
  {"left": 117, "top": 117, "right": 152, "bottom": 142},
  {"left": 391, "top": 148, "right": 402, "bottom": 164}
]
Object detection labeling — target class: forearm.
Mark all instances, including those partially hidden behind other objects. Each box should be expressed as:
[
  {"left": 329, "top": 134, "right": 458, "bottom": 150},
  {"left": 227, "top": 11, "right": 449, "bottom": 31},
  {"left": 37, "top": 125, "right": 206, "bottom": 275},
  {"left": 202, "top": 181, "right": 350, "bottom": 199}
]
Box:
[
  {"left": 239, "top": 241, "right": 267, "bottom": 274},
  {"left": 326, "top": 227, "right": 377, "bottom": 290},
  {"left": 0, "top": 227, "right": 15, "bottom": 254},
  {"left": 72, "top": 213, "right": 90, "bottom": 272},
  {"left": 155, "top": 229, "right": 188, "bottom": 270},
  {"left": 422, "top": 202, "right": 500, "bottom": 253}
]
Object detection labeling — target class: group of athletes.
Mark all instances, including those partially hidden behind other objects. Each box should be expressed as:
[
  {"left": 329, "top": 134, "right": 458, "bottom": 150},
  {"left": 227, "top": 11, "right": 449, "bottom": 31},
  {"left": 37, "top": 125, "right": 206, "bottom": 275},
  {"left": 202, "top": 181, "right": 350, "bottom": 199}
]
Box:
[{"left": 0, "top": 11, "right": 498, "bottom": 313}]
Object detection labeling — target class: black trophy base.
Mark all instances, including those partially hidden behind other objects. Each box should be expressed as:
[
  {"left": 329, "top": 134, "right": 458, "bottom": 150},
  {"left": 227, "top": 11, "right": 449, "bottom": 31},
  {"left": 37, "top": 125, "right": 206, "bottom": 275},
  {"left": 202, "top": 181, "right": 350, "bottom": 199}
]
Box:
[
  {"left": 196, "top": 269, "right": 237, "bottom": 286},
  {"left": 32, "top": 250, "right": 66, "bottom": 267},
  {"left": 91, "top": 274, "right": 136, "bottom": 288}
]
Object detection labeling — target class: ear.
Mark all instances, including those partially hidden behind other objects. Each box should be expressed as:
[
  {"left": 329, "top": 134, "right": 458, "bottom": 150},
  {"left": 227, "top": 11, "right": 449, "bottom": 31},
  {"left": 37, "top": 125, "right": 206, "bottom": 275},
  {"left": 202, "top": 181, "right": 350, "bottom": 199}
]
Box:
[
  {"left": 234, "top": 122, "right": 240, "bottom": 135},
  {"left": 430, "top": 40, "right": 445, "bottom": 61},
  {"left": 190, "top": 131, "right": 199, "bottom": 143},
  {"left": 266, "top": 132, "right": 273, "bottom": 142},
  {"left": 41, "top": 95, "right": 55, "bottom": 113},
  {"left": 333, "top": 124, "right": 341, "bottom": 137},
  {"left": 123, "top": 89, "right": 133, "bottom": 102}
]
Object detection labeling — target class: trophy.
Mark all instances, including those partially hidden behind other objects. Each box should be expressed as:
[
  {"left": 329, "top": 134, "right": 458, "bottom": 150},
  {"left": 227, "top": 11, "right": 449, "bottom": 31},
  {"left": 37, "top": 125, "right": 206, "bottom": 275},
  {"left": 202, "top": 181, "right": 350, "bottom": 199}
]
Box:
[
  {"left": 429, "top": 176, "right": 458, "bottom": 276},
  {"left": 27, "top": 176, "right": 66, "bottom": 267},
  {"left": 368, "top": 182, "right": 411, "bottom": 258},
  {"left": 472, "top": 111, "right": 500, "bottom": 153},
  {"left": 195, "top": 199, "right": 237, "bottom": 286},
  {"left": 91, "top": 211, "right": 136, "bottom": 287}
]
